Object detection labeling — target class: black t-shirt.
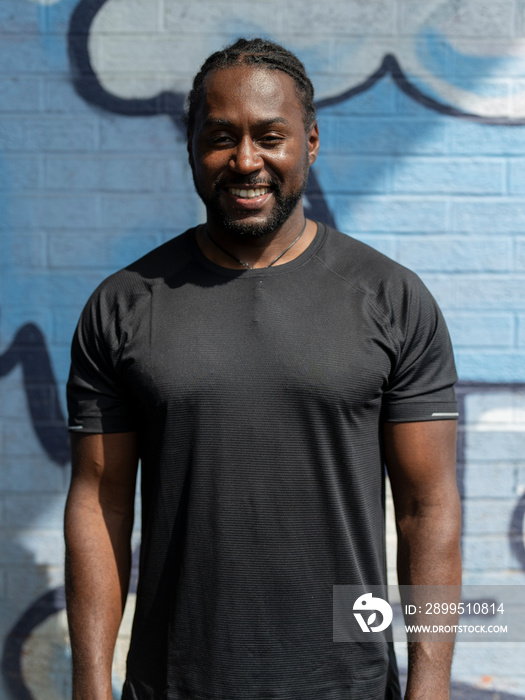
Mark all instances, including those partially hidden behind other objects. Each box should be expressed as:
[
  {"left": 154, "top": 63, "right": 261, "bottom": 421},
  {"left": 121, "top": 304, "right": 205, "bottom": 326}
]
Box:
[{"left": 67, "top": 223, "right": 458, "bottom": 700}]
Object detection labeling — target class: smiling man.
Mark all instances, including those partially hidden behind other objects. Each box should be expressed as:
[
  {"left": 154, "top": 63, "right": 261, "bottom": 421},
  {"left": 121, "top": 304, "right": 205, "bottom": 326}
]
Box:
[
  {"left": 189, "top": 57, "right": 319, "bottom": 262},
  {"left": 65, "top": 38, "right": 461, "bottom": 700}
]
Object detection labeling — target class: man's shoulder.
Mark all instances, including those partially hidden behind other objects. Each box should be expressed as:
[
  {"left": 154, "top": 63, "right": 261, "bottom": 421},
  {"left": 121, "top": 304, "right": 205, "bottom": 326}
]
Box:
[
  {"left": 92, "top": 229, "right": 195, "bottom": 295},
  {"left": 80, "top": 228, "right": 196, "bottom": 326},
  {"left": 317, "top": 226, "right": 453, "bottom": 376},
  {"left": 318, "top": 225, "right": 424, "bottom": 298},
  {"left": 113, "top": 228, "right": 195, "bottom": 287}
]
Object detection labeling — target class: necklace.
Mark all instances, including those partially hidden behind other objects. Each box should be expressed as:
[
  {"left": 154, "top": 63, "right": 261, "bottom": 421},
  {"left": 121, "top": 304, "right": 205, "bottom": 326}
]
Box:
[{"left": 206, "top": 219, "right": 307, "bottom": 270}]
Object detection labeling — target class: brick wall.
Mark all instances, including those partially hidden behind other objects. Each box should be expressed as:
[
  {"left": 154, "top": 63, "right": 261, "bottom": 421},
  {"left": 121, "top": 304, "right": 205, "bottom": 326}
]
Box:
[{"left": 1, "top": 1, "right": 525, "bottom": 697}]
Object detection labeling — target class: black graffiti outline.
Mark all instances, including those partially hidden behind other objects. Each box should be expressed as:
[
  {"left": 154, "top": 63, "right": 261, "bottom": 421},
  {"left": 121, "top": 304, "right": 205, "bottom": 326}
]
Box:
[
  {"left": 68, "top": 0, "right": 525, "bottom": 126},
  {"left": 69, "top": 0, "right": 183, "bottom": 117},
  {"left": 1, "top": 546, "right": 140, "bottom": 700},
  {"left": 510, "top": 494, "right": 525, "bottom": 570},
  {"left": 0, "top": 323, "right": 69, "bottom": 467},
  {"left": 1, "top": 588, "right": 65, "bottom": 700},
  {"left": 315, "top": 53, "right": 525, "bottom": 125}
]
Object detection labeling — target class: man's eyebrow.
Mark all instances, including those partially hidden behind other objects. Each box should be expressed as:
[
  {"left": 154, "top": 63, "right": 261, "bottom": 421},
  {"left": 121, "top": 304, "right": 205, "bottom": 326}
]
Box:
[{"left": 202, "top": 117, "right": 290, "bottom": 128}]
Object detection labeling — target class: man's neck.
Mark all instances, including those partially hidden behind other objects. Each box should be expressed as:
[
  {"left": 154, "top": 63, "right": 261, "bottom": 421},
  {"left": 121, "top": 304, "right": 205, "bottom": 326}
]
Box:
[{"left": 198, "top": 213, "right": 318, "bottom": 270}]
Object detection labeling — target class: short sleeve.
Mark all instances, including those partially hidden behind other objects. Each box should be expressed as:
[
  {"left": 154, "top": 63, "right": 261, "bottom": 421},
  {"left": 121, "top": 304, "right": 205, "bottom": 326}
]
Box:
[
  {"left": 67, "top": 284, "right": 137, "bottom": 434},
  {"left": 382, "top": 276, "right": 458, "bottom": 423}
]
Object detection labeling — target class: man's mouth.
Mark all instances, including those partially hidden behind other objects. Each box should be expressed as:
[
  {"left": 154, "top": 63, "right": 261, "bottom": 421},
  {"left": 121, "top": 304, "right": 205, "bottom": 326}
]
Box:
[{"left": 228, "top": 186, "right": 271, "bottom": 199}]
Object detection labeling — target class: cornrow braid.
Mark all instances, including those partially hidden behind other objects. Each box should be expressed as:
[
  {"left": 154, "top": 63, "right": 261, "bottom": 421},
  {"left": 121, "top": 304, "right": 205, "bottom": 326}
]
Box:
[{"left": 184, "top": 37, "right": 316, "bottom": 144}]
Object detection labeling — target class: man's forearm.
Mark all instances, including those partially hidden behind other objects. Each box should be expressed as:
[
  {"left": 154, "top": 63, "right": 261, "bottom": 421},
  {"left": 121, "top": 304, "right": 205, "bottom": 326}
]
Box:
[
  {"left": 397, "top": 505, "right": 462, "bottom": 700},
  {"left": 65, "top": 491, "right": 133, "bottom": 700}
]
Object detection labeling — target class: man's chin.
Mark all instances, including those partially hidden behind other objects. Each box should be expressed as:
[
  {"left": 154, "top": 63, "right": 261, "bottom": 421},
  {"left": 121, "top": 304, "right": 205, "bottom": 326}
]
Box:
[
  {"left": 202, "top": 182, "right": 306, "bottom": 239},
  {"left": 209, "top": 200, "right": 303, "bottom": 239},
  {"left": 205, "top": 205, "right": 282, "bottom": 238},
  {"left": 218, "top": 218, "right": 276, "bottom": 239}
]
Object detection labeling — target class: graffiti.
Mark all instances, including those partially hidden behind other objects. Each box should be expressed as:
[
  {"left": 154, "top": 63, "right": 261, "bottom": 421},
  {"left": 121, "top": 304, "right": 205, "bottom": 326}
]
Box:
[
  {"left": 1, "top": 544, "right": 139, "bottom": 700},
  {"left": 455, "top": 383, "right": 525, "bottom": 574},
  {"left": 0, "top": 324, "right": 68, "bottom": 467},
  {"left": 69, "top": 0, "right": 525, "bottom": 130},
  {"left": 68, "top": 0, "right": 183, "bottom": 117},
  {"left": 68, "top": 0, "right": 525, "bottom": 123},
  {"left": 511, "top": 494, "right": 525, "bottom": 571},
  {"left": 2, "top": 0, "right": 525, "bottom": 697},
  {"left": 0, "top": 322, "right": 70, "bottom": 700},
  {"left": 316, "top": 53, "right": 525, "bottom": 125},
  {"left": 2, "top": 588, "right": 65, "bottom": 700}
]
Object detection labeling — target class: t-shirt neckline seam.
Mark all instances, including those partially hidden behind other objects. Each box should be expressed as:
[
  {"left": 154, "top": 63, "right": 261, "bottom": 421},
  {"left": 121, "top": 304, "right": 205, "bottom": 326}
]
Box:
[{"left": 190, "top": 221, "right": 327, "bottom": 278}]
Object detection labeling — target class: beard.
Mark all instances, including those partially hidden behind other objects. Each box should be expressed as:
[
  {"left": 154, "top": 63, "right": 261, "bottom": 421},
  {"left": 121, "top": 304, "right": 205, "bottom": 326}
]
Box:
[{"left": 192, "top": 157, "right": 310, "bottom": 239}]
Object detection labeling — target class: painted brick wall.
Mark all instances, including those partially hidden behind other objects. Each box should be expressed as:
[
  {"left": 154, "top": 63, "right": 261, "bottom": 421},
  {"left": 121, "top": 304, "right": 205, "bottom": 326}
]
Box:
[{"left": 1, "top": 1, "right": 525, "bottom": 698}]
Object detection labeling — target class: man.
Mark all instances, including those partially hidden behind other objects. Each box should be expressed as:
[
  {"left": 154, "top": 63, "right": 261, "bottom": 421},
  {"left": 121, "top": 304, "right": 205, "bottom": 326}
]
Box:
[{"left": 65, "top": 38, "right": 461, "bottom": 700}]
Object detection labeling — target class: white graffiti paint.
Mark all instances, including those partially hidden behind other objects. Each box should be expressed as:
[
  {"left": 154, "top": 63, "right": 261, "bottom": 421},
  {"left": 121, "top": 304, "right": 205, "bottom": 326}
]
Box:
[{"left": 87, "top": 0, "right": 525, "bottom": 117}]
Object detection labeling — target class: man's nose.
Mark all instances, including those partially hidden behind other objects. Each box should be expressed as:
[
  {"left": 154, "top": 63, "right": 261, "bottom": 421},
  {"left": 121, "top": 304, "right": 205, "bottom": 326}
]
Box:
[{"left": 230, "top": 138, "right": 263, "bottom": 173}]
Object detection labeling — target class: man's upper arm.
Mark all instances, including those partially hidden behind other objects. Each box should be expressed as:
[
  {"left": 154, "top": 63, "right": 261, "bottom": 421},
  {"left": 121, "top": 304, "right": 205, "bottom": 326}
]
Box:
[
  {"left": 68, "top": 432, "right": 139, "bottom": 515},
  {"left": 384, "top": 420, "right": 458, "bottom": 514},
  {"left": 383, "top": 420, "right": 461, "bottom": 584}
]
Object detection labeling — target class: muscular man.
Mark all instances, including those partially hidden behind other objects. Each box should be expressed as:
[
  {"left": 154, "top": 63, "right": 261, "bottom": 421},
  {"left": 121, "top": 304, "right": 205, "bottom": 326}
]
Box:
[{"left": 65, "top": 38, "right": 461, "bottom": 700}]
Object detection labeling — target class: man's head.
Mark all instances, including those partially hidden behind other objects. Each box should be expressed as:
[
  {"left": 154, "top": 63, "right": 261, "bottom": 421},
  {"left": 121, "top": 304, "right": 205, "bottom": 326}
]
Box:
[
  {"left": 184, "top": 38, "right": 316, "bottom": 144},
  {"left": 186, "top": 38, "right": 319, "bottom": 239}
]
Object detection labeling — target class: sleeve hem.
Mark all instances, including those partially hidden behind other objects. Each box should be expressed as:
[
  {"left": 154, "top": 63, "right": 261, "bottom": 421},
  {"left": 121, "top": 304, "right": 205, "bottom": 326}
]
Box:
[
  {"left": 68, "top": 416, "right": 136, "bottom": 434},
  {"left": 384, "top": 414, "right": 459, "bottom": 423},
  {"left": 383, "top": 401, "right": 458, "bottom": 423}
]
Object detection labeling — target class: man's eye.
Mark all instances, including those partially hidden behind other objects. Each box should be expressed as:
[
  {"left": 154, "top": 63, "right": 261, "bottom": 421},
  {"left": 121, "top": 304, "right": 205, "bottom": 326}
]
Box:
[
  {"left": 209, "top": 135, "right": 234, "bottom": 146},
  {"left": 260, "top": 135, "right": 283, "bottom": 145}
]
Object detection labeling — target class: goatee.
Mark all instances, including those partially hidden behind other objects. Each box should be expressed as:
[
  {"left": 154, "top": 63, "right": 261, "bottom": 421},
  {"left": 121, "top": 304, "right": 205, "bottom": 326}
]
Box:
[{"left": 194, "top": 166, "right": 310, "bottom": 240}]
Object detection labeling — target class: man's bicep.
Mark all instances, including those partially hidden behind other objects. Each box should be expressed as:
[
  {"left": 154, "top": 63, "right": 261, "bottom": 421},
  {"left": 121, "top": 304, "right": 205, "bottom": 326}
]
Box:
[
  {"left": 384, "top": 420, "right": 461, "bottom": 590},
  {"left": 69, "top": 432, "right": 139, "bottom": 514},
  {"left": 383, "top": 420, "right": 458, "bottom": 515}
]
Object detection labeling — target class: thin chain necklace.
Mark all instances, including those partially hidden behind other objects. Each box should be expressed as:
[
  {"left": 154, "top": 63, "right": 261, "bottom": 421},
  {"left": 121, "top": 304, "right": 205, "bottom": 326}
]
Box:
[{"left": 206, "top": 219, "right": 307, "bottom": 270}]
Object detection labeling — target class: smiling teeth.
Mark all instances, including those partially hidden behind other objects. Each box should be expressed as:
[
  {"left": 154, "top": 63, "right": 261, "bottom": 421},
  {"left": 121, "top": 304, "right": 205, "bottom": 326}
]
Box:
[{"left": 230, "top": 187, "right": 269, "bottom": 198}]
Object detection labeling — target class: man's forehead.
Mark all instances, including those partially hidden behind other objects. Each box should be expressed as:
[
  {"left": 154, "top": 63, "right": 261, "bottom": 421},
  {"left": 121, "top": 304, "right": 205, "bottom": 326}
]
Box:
[
  {"left": 202, "top": 64, "right": 298, "bottom": 106},
  {"left": 196, "top": 65, "right": 303, "bottom": 122}
]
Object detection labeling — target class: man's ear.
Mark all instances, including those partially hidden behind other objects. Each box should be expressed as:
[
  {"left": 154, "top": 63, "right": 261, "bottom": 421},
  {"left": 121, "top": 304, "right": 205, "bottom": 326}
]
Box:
[{"left": 307, "top": 122, "right": 320, "bottom": 165}]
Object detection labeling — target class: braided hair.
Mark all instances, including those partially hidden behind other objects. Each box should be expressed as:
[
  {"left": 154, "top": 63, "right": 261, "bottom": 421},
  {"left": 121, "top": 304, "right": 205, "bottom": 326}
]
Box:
[{"left": 184, "top": 37, "right": 316, "bottom": 143}]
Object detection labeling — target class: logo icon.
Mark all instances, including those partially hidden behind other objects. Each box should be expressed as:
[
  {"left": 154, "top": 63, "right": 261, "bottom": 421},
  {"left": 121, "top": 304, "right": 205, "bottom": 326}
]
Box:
[{"left": 353, "top": 593, "right": 393, "bottom": 633}]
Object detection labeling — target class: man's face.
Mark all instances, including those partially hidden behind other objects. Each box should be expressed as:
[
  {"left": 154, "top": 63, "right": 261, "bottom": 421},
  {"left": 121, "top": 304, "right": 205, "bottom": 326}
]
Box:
[{"left": 189, "top": 64, "right": 319, "bottom": 238}]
